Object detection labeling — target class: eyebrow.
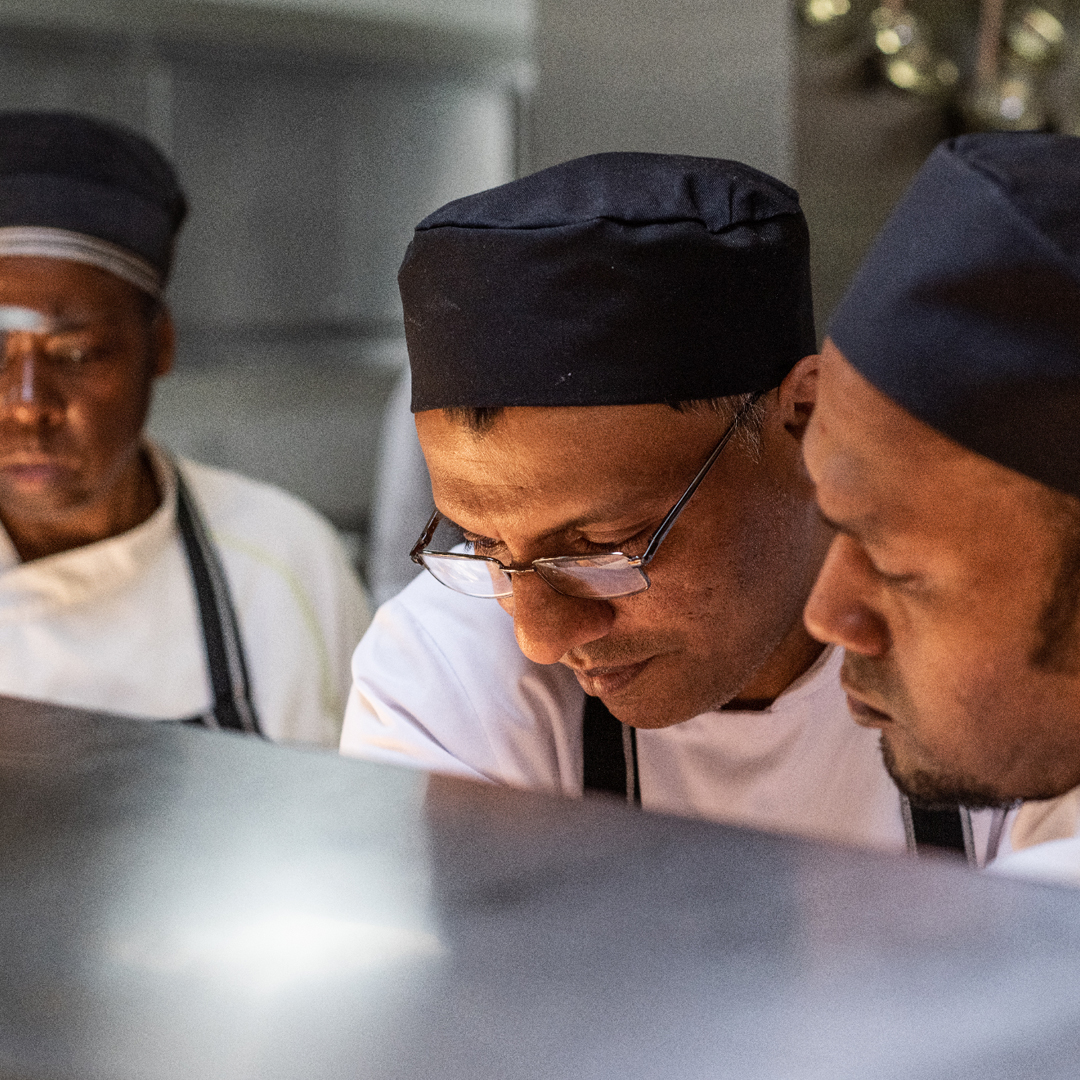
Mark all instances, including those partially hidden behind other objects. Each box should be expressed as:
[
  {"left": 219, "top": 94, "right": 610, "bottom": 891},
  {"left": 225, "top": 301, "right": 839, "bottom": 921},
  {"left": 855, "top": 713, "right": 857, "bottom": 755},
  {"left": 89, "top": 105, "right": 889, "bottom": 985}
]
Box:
[
  {"left": 449, "top": 506, "right": 662, "bottom": 547},
  {"left": 48, "top": 316, "right": 99, "bottom": 332}
]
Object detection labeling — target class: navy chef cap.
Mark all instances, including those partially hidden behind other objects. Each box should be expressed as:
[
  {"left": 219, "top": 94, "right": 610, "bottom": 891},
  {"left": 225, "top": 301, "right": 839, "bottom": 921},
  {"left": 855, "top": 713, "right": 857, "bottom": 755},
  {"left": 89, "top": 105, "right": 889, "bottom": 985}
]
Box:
[
  {"left": 0, "top": 111, "right": 187, "bottom": 297},
  {"left": 400, "top": 152, "right": 817, "bottom": 412},
  {"left": 829, "top": 132, "right": 1080, "bottom": 500}
]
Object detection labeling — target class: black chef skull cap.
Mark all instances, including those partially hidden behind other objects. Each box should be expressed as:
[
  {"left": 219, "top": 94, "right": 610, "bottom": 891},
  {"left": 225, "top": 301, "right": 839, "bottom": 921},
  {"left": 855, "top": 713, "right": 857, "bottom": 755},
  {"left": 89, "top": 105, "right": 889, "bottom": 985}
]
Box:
[{"left": 400, "top": 151, "right": 816, "bottom": 412}]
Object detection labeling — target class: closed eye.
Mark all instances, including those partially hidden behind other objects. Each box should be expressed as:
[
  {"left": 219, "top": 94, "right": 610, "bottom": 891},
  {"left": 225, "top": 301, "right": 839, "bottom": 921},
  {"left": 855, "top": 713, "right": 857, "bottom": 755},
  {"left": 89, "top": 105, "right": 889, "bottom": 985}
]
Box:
[
  {"left": 463, "top": 527, "right": 653, "bottom": 559},
  {"left": 461, "top": 531, "right": 504, "bottom": 556},
  {"left": 818, "top": 510, "right": 923, "bottom": 591},
  {"left": 871, "top": 564, "right": 920, "bottom": 588}
]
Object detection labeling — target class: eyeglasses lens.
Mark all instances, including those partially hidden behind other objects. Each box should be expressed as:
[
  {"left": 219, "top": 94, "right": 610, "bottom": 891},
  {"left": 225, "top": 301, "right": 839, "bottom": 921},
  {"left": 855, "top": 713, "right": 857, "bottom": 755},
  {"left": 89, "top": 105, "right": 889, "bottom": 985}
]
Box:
[
  {"left": 419, "top": 549, "right": 649, "bottom": 600},
  {"left": 534, "top": 554, "right": 650, "bottom": 599},
  {"left": 420, "top": 554, "right": 513, "bottom": 598}
]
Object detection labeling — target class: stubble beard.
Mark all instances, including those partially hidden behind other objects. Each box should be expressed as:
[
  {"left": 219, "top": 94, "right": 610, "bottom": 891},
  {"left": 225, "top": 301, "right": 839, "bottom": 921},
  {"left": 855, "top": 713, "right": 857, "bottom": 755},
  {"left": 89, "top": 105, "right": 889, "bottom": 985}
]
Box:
[
  {"left": 877, "top": 733, "right": 1014, "bottom": 811},
  {"left": 843, "top": 651, "right": 1015, "bottom": 810}
]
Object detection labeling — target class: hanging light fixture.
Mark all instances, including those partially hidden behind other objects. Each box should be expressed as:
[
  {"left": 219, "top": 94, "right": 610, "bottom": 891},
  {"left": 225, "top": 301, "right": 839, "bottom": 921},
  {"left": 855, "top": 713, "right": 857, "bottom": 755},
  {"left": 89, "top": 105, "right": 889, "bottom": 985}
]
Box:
[
  {"left": 802, "top": 0, "right": 853, "bottom": 27},
  {"left": 799, "top": 0, "right": 862, "bottom": 48}
]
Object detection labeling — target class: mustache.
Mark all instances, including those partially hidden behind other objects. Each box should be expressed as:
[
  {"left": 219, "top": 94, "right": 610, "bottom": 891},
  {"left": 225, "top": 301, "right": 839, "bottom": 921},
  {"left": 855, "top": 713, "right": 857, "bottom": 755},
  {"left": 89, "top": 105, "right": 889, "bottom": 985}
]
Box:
[
  {"left": 0, "top": 429, "right": 72, "bottom": 454},
  {"left": 840, "top": 650, "right": 900, "bottom": 703},
  {"left": 564, "top": 634, "right": 670, "bottom": 670}
]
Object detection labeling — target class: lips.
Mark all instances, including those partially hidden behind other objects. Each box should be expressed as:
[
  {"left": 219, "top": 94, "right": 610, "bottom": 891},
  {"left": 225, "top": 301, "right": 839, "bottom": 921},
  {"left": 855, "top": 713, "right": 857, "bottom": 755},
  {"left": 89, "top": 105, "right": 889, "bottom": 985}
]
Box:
[
  {"left": 0, "top": 454, "right": 78, "bottom": 493},
  {"left": 570, "top": 658, "right": 652, "bottom": 699}
]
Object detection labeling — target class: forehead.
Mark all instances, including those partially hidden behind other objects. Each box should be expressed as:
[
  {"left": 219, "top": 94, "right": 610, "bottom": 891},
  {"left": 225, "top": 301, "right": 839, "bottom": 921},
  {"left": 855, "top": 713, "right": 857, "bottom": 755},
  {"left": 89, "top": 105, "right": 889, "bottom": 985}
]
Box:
[
  {"left": 0, "top": 256, "right": 142, "bottom": 320},
  {"left": 415, "top": 404, "right": 723, "bottom": 525},
  {"left": 806, "top": 340, "right": 1031, "bottom": 541}
]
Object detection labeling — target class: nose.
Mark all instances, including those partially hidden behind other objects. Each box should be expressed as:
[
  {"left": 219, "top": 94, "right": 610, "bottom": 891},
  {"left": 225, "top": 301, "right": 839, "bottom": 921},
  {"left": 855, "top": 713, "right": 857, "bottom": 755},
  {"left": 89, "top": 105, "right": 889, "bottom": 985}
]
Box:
[
  {"left": 506, "top": 572, "right": 615, "bottom": 665},
  {"left": 803, "top": 533, "right": 890, "bottom": 657}
]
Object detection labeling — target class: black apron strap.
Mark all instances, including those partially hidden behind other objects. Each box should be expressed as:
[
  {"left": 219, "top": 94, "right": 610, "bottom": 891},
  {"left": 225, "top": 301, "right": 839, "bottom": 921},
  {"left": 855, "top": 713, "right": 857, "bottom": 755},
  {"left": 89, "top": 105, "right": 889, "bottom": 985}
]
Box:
[
  {"left": 174, "top": 464, "right": 263, "bottom": 736},
  {"left": 582, "top": 695, "right": 640, "bottom": 805},
  {"left": 903, "top": 797, "right": 973, "bottom": 863}
]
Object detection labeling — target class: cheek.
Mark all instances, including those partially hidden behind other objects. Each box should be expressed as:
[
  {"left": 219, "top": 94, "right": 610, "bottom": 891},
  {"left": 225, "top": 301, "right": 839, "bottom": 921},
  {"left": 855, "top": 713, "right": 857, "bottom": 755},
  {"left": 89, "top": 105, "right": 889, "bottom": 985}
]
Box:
[
  {"left": 68, "top": 370, "right": 152, "bottom": 443},
  {"left": 889, "top": 598, "right": 1035, "bottom": 736}
]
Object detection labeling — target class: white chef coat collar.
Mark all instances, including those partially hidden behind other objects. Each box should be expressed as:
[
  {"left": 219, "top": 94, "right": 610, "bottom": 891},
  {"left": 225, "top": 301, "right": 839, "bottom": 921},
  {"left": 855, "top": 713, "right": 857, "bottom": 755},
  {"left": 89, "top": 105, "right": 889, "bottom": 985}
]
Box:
[
  {"left": 0, "top": 441, "right": 178, "bottom": 615},
  {"left": 728, "top": 642, "right": 839, "bottom": 717}
]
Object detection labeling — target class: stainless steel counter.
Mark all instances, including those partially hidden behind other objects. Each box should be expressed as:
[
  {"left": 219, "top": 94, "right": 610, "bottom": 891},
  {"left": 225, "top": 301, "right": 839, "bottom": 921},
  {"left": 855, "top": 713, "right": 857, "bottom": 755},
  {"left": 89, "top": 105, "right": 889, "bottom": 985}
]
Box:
[{"left": 0, "top": 696, "right": 1077, "bottom": 1079}]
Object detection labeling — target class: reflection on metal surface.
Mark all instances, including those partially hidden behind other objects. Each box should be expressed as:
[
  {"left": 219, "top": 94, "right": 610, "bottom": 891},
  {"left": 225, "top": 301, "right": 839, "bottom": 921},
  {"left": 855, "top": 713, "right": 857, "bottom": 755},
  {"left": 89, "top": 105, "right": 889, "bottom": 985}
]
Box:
[
  {"left": 117, "top": 913, "right": 444, "bottom": 992},
  {"left": 0, "top": 697, "right": 1079, "bottom": 1078}
]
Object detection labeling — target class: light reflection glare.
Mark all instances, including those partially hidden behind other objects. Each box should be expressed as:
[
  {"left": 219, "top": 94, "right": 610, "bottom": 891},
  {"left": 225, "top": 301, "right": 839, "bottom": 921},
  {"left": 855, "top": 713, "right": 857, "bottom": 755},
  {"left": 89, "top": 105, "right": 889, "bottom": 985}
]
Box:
[
  {"left": 117, "top": 912, "right": 444, "bottom": 993},
  {"left": 0, "top": 305, "right": 49, "bottom": 333}
]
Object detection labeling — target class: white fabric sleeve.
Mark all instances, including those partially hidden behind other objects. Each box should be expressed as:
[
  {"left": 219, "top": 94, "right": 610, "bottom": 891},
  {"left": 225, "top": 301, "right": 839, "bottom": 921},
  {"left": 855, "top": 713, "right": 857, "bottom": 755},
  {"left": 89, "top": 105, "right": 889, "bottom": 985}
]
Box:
[{"left": 340, "top": 572, "right": 585, "bottom": 796}]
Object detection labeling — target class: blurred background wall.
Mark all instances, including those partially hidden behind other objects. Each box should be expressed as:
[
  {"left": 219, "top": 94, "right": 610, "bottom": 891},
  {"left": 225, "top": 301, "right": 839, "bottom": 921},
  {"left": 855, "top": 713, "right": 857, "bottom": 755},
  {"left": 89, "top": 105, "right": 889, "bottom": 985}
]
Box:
[
  {"left": 527, "top": 0, "right": 793, "bottom": 181},
  {"left": 0, "top": 0, "right": 528, "bottom": 569},
  {"left": 2, "top": 0, "right": 1048, "bottom": 588}
]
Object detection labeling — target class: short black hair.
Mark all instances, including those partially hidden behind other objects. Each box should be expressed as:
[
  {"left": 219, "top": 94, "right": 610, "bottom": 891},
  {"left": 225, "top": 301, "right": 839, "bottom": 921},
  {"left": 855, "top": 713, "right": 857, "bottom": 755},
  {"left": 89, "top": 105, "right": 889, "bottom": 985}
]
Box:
[{"left": 443, "top": 392, "right": 768, "bottom": 454}]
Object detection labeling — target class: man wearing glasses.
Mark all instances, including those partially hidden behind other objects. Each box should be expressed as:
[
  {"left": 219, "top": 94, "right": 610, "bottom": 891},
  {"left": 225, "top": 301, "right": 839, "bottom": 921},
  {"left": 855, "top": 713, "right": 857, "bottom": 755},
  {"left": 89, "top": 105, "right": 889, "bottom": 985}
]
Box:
[
  {"left": 0, "top": 112, "right": 369, "bottom": 742},
  {"left": 340, "top": 152, "right": 992, "bottom": 856}
]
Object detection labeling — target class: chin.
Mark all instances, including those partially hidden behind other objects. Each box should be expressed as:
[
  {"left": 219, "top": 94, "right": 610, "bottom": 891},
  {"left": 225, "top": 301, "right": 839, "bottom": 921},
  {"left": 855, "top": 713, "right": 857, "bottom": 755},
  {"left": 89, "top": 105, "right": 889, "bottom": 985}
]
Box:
[
  {"left": 602, "top": 680, "right": 711, "bottom": 730},
  {"left": 879, "top": 734, "right": 1016, "bottom": 810}
]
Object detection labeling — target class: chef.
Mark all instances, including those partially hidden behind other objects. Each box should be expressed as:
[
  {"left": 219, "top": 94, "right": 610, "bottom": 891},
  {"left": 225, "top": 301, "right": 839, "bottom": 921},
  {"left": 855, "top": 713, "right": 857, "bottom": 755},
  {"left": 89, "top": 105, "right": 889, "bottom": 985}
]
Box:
[
  {"left": 0, "top": 111, "right": 370, "bottom": 745},
  {"left": 802, "top": 132, "right": 1080, "bottom": 884},
  {"left": 341, "top": 151, "right": 998, "bottom": 857}
]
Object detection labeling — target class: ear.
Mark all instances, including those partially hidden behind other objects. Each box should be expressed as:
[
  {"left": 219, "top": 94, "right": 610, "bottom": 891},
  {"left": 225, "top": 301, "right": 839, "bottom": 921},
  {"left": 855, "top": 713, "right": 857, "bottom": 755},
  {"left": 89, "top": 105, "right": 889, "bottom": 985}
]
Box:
[
  {"left": 776, "top": 353, "right": 819, "bottom": 442},
  {"left": 150, "top": 305, "right": 176, "bottom": 378}
]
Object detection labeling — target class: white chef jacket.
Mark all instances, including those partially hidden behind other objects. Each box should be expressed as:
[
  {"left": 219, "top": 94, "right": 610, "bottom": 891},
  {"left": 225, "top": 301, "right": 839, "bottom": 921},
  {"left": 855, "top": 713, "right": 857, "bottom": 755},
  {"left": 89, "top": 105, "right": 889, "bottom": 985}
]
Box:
[
  {"left": 342, "top": 569, "right": 916, "bottom": 851},
  {"left": 0, "top": 442, "right": 371, "bottom": 746}
]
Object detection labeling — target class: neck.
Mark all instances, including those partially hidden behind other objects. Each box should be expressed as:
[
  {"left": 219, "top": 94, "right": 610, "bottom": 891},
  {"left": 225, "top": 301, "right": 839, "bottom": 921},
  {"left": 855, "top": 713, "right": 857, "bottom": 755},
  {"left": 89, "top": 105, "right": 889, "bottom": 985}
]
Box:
[
  {"left": 721, "top": 618, "right": 827, "bottom": 711},
  {"left": 2, "top": 447, "right": 161, "bottom": 562}
]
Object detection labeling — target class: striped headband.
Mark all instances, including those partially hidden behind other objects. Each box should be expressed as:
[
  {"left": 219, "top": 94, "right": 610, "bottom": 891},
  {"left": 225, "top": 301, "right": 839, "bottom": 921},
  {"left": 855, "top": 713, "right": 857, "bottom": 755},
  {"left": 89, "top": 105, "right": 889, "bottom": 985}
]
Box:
[{"left": 0, "top": 226, "right": 164, "bottom": 299}]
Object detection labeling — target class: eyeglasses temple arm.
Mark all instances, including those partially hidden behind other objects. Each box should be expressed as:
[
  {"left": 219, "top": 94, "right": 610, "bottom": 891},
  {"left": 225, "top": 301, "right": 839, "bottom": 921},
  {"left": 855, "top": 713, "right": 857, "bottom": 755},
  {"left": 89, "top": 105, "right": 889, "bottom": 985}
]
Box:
[
  {"left": 638, "top": 392, "right": 763, "bottom": 566},
  {"left": 409, "top": 508, "right": 443, "bottom": 564}
]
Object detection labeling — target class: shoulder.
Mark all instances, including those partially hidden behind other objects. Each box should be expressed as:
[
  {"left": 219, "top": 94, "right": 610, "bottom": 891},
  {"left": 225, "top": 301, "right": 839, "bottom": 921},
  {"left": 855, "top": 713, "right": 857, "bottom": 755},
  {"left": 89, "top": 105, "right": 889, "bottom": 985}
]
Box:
[
  {"left": 344, "top": 570, "right": 583, "bottom": 786},
  {"left": 175, "top": 456, "right": 346, "bottom": 564},
  {"left": 381, "top": 564, "right": 519, "bottom": 639},
  {"left": 173, "top": 453, "right": 370, "bottom": 640},
  {"left": 356, "top": 569, "right": 531, "bottom": 688}
]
